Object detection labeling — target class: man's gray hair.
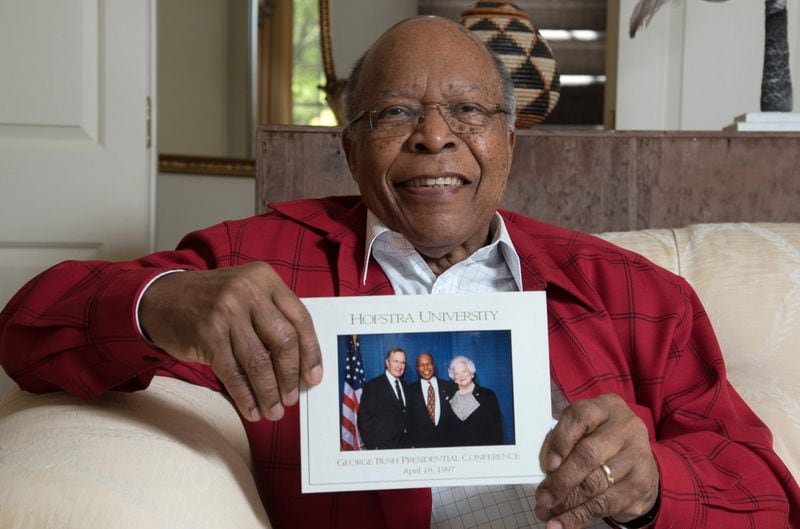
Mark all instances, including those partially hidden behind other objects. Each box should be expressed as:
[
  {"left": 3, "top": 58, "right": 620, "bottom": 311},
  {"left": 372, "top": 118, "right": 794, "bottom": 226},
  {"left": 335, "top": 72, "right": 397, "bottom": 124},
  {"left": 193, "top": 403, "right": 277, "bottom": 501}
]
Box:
[
  {"left": 342, "top": 46, "right": 516, "bottom": 132},
  {"left": 385, "top": 347, "right": 406, "bottom": 360}
]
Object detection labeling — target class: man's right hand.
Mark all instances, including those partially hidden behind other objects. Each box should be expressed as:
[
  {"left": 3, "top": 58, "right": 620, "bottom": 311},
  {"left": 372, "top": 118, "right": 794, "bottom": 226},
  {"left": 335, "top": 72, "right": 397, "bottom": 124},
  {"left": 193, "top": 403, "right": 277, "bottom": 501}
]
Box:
[{"left": 138, "top": 262, "right": 323, "bottom": 422}]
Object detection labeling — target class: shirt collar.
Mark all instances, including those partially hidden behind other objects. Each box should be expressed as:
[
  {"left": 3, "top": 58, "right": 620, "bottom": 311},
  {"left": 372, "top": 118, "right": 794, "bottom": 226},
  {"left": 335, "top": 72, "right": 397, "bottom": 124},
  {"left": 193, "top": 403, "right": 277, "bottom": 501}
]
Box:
[
  {"left": 362, "top": 208, "right": 523, "bottom": 289},
  {"left": 268, "top": 197, "right": 599, "bottom": 312}
]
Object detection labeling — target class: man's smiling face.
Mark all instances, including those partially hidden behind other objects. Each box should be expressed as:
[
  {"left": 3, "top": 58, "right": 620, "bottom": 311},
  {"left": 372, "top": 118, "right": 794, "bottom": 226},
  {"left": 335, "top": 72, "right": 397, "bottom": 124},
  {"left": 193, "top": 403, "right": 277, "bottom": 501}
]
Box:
[
  {"left": 416, "top": 354, "right": 435, "bottom": 380},
  {"left": 344, "top": 17, "right": 515, "bottom": 264},
  {"left": 385, "top": 350, "right": 407, "bottom": 378}
]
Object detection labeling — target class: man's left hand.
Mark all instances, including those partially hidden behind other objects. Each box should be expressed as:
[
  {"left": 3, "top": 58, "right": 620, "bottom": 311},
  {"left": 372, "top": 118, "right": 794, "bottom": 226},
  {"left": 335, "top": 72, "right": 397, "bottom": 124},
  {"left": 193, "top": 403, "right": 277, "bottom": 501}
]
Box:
[{"left": 534, "top": 393, "right": 659, "bottom": 528}]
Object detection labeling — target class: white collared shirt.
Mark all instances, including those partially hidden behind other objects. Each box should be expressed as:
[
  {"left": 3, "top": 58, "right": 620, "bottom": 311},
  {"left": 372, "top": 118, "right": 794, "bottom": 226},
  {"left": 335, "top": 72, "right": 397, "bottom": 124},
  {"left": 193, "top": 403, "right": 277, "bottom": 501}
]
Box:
[
  {"left": 363, "top": 209, "right": 523, "bottom": 294},
  {"left": 384, "top": 370, "right": 405, "bottom": 405}
]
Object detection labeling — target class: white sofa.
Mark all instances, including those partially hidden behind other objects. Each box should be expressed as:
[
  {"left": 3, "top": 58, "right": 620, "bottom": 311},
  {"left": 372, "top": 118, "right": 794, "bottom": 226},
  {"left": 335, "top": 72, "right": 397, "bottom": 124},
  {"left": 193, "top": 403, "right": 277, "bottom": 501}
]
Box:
[{"left": 1, "top": 222, "right": 798, "bottom": 528}]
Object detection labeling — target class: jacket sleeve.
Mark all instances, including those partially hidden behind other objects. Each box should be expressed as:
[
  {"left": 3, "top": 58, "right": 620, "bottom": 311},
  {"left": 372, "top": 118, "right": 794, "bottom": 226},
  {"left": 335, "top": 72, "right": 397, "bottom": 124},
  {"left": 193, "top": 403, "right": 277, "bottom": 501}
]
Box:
[
  {"left": 357, "top": 380, "right": 380, "bottom": 449},
  {"left": 0, "top": 223, "right": 234, "bottom": 399},
  {"left": 644, "top": 281, "right": 800, "bottom": 528}
]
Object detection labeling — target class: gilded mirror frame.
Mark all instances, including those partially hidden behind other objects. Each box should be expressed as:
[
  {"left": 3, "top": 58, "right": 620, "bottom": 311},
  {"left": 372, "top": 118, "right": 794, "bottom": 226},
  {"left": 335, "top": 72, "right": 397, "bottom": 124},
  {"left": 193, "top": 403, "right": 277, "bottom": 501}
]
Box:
[{"left": 318, "top": 0, "right": 346, "bottom": 123}]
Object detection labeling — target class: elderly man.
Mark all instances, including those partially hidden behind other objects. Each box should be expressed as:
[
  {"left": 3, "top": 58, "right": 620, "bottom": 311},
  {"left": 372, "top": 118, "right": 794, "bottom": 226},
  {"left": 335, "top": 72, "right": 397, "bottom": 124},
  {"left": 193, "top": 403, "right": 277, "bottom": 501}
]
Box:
[
  {"left": 358, "top": 347, "right": 409, "bottom": 449},
  {"left": 1, "top": 15, "right": 798, "bottom": 529}
]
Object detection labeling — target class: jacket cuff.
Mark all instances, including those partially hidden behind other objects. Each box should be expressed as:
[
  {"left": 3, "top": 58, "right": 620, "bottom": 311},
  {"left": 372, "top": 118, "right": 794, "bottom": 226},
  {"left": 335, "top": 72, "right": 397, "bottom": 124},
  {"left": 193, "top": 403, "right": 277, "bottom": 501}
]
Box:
[
  {"left": 134, "top": 269, "right": 186, "bottom": 342},
  {"left": 89, "top": 267, "right": 185, "bottom": 375},
  {"left": 645, "top": 441, "right": 696, "bottom": 528}
]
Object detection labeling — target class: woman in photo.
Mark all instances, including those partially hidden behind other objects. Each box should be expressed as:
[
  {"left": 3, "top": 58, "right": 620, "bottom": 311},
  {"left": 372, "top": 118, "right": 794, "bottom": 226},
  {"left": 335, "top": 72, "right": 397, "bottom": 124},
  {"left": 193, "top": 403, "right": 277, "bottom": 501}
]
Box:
[{"left": 444, "top": 356, "right": 503, "bottom": 446}]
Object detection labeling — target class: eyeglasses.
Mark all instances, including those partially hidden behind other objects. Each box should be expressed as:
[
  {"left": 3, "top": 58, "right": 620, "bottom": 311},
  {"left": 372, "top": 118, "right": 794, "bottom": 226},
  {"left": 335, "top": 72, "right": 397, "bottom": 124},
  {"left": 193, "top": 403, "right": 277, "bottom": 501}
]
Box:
[{"left": 347, "top": 102, "right": 510, "bottom": 139}]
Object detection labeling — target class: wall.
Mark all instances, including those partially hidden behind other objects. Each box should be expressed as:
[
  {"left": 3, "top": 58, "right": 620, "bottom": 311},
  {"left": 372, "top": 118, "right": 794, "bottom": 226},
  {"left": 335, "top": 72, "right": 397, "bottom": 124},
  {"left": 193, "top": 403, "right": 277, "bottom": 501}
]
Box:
[
  {"left": 156, "top": 173, "right": 254, "bottom": 251},
  {"left": 329, "top": 0, "right": 417, "bottom": 78},
  {"left": 614, "top": 0, "right": 800, "bottom": 130}
]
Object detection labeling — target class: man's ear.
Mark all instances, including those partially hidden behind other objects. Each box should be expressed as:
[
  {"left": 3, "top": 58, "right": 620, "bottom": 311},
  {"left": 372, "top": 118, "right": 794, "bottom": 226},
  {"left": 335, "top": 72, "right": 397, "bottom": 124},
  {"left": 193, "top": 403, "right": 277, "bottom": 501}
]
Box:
[
  {"left": 507, "top": 129, "right": 516, "bottom": 160},
  {"left": 342, "top": 131, "right": 359, "bottom": 181}
]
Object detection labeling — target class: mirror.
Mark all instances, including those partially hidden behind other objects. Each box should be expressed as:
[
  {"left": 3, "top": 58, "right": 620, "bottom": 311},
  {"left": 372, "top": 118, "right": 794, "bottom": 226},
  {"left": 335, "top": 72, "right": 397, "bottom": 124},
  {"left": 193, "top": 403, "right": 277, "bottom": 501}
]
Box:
[{"left": 157, "top": 0, "right": 256, "bottom": 175}]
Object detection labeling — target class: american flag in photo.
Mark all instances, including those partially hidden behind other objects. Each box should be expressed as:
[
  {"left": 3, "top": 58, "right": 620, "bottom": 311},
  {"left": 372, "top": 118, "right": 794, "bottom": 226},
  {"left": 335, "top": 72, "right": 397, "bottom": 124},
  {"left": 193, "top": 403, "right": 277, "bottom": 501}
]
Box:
[{"left": 340, "top": 334, "right": 365, "bottom": 450}]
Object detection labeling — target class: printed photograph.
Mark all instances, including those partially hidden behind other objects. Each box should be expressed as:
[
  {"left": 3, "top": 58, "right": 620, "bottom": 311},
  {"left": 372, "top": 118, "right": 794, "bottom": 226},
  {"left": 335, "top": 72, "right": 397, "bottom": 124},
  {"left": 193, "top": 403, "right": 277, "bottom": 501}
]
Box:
[
  {"left": 301, "top": 292, "right": 550, "bottom": 493},
  {"left": 338, "top": 330, "right": 515, "bottom": 452}
]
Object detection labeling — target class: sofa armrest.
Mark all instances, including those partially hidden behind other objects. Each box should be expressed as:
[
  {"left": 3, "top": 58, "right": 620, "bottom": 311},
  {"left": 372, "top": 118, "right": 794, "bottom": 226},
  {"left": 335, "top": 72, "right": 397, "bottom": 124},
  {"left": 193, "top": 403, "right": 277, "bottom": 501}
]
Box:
[
  {"left": 0, "top": 376, "right": 271, "bottom": 529},
  {"left": 599, "top": 222, "right": 800, "bottom": 482}
]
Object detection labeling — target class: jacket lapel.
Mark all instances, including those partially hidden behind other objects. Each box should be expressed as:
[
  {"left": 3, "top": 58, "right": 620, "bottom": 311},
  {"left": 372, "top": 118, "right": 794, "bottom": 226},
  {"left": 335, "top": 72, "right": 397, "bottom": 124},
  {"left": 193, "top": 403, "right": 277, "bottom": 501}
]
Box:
[{"left": 269, "top": 197, "right": 394, "bottom": 297}]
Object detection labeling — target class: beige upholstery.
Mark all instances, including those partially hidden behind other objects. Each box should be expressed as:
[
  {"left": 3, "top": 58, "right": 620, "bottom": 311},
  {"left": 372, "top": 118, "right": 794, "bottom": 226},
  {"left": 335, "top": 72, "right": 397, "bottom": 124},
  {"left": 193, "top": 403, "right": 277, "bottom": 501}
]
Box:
[
  {"left": 0, "top": 376, "right": 271, "bottom": 528},
  {"left": 599, "top": 223, "right": 800, "bottom": 478},
  {"left": 0, "top": 222, "right": 797, "bottom": 527}
]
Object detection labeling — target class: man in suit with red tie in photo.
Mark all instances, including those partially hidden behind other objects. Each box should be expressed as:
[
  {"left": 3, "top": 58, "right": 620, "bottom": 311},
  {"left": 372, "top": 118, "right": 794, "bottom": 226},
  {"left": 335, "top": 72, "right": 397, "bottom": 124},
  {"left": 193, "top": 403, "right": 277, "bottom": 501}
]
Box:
[
  {"left": 357, "top": 347, "right": 409, "bottom": 449},
  {"left": 406, "top": 353, "right": 456, "bottom": 448}
]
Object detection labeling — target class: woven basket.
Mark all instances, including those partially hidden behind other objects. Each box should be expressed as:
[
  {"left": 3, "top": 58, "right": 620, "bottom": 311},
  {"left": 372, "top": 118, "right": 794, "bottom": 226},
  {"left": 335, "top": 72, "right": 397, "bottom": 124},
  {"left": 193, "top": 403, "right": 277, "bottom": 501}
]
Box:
[{"left": 461, "top": 1, "right": 560, "bottom": 128}]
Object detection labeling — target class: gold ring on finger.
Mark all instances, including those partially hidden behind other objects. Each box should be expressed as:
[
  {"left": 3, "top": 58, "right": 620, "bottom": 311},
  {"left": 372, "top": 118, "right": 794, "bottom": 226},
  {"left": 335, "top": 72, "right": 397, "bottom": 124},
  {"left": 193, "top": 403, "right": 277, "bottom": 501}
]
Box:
[{"left": 600, "top": 463, "right": 614, "bottom": 486}]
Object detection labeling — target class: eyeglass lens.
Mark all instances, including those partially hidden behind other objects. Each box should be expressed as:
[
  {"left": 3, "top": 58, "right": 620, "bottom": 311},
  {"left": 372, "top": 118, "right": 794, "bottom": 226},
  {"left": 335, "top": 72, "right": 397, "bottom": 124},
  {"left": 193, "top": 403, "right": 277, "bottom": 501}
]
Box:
[{"left": 367, "top": 103, "right": 503, "bottom": 138}]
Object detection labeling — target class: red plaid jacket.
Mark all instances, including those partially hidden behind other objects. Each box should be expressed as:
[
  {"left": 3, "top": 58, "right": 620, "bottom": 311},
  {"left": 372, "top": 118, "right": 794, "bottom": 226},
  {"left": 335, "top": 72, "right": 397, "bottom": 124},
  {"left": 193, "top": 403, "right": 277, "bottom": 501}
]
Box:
[{"left": 1, "top": 196, "right": 798, "bottom": 528}]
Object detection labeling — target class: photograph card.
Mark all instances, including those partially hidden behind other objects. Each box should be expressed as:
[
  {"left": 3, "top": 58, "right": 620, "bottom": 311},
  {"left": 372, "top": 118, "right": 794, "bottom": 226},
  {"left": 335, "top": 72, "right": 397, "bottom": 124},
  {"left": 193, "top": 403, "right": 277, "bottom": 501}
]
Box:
[{"left": 300, "top": 292, "right": 551, "bottom": 493}]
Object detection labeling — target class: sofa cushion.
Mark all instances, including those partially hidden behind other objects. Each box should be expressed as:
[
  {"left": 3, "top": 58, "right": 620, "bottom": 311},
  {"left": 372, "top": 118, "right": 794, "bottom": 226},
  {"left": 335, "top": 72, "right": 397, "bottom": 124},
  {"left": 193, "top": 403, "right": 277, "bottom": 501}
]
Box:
[
  {"left": 0, "top": 376, "right": 271, "bottom": 529},
  {"left": 600, "top": 223, "right": 800, "bottom": 480}
]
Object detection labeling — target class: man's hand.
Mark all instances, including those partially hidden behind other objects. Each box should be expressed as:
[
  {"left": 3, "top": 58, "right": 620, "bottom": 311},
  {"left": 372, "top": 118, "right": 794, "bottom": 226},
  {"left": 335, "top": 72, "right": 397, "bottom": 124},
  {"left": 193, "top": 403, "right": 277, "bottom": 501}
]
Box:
[
  {"left": 535, "top": 394, "right": 659, "bottom": 529},
  {"left": 139, "top": 262, "right": 323, "bottom": 422}
]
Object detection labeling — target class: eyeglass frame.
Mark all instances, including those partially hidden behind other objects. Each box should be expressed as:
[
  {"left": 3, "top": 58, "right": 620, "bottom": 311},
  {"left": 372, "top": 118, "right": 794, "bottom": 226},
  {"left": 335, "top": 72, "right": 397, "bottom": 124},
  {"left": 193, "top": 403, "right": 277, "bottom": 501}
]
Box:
[{"left": 345, "top": 101, "right": 512, "bottom": 137}]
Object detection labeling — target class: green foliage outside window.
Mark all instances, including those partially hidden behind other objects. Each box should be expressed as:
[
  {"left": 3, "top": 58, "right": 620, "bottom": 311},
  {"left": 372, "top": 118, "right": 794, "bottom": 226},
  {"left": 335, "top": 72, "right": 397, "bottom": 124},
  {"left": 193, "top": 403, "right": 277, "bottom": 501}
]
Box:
[{"left": 292, "top": 0, "right": 336, "bottom": 125}]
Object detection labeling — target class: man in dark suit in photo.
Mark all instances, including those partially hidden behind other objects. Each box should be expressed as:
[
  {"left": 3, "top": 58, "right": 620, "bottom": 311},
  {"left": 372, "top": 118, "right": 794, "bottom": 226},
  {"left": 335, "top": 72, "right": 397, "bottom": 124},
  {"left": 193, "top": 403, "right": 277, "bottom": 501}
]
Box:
[
  {"left": 406, "top": 353, "right": 456, "bottom": 448},
  {"left": 357, "top": 347, "right": 408, "bottom": 449}
]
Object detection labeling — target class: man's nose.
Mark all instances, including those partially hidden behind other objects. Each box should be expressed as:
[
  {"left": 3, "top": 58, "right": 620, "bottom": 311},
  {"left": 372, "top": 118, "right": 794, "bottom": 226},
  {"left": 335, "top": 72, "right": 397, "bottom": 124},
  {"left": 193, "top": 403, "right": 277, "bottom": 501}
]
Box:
[{"left": 407, "top": 105, "right": 458, "bottom": 154}]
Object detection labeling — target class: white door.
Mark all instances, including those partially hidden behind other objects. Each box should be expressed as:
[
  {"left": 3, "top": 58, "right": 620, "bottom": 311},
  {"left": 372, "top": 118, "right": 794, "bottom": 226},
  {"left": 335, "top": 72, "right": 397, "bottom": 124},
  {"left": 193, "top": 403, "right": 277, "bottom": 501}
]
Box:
[{"left": 0, "top": 0, "right": 155, "bottom": 393}]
